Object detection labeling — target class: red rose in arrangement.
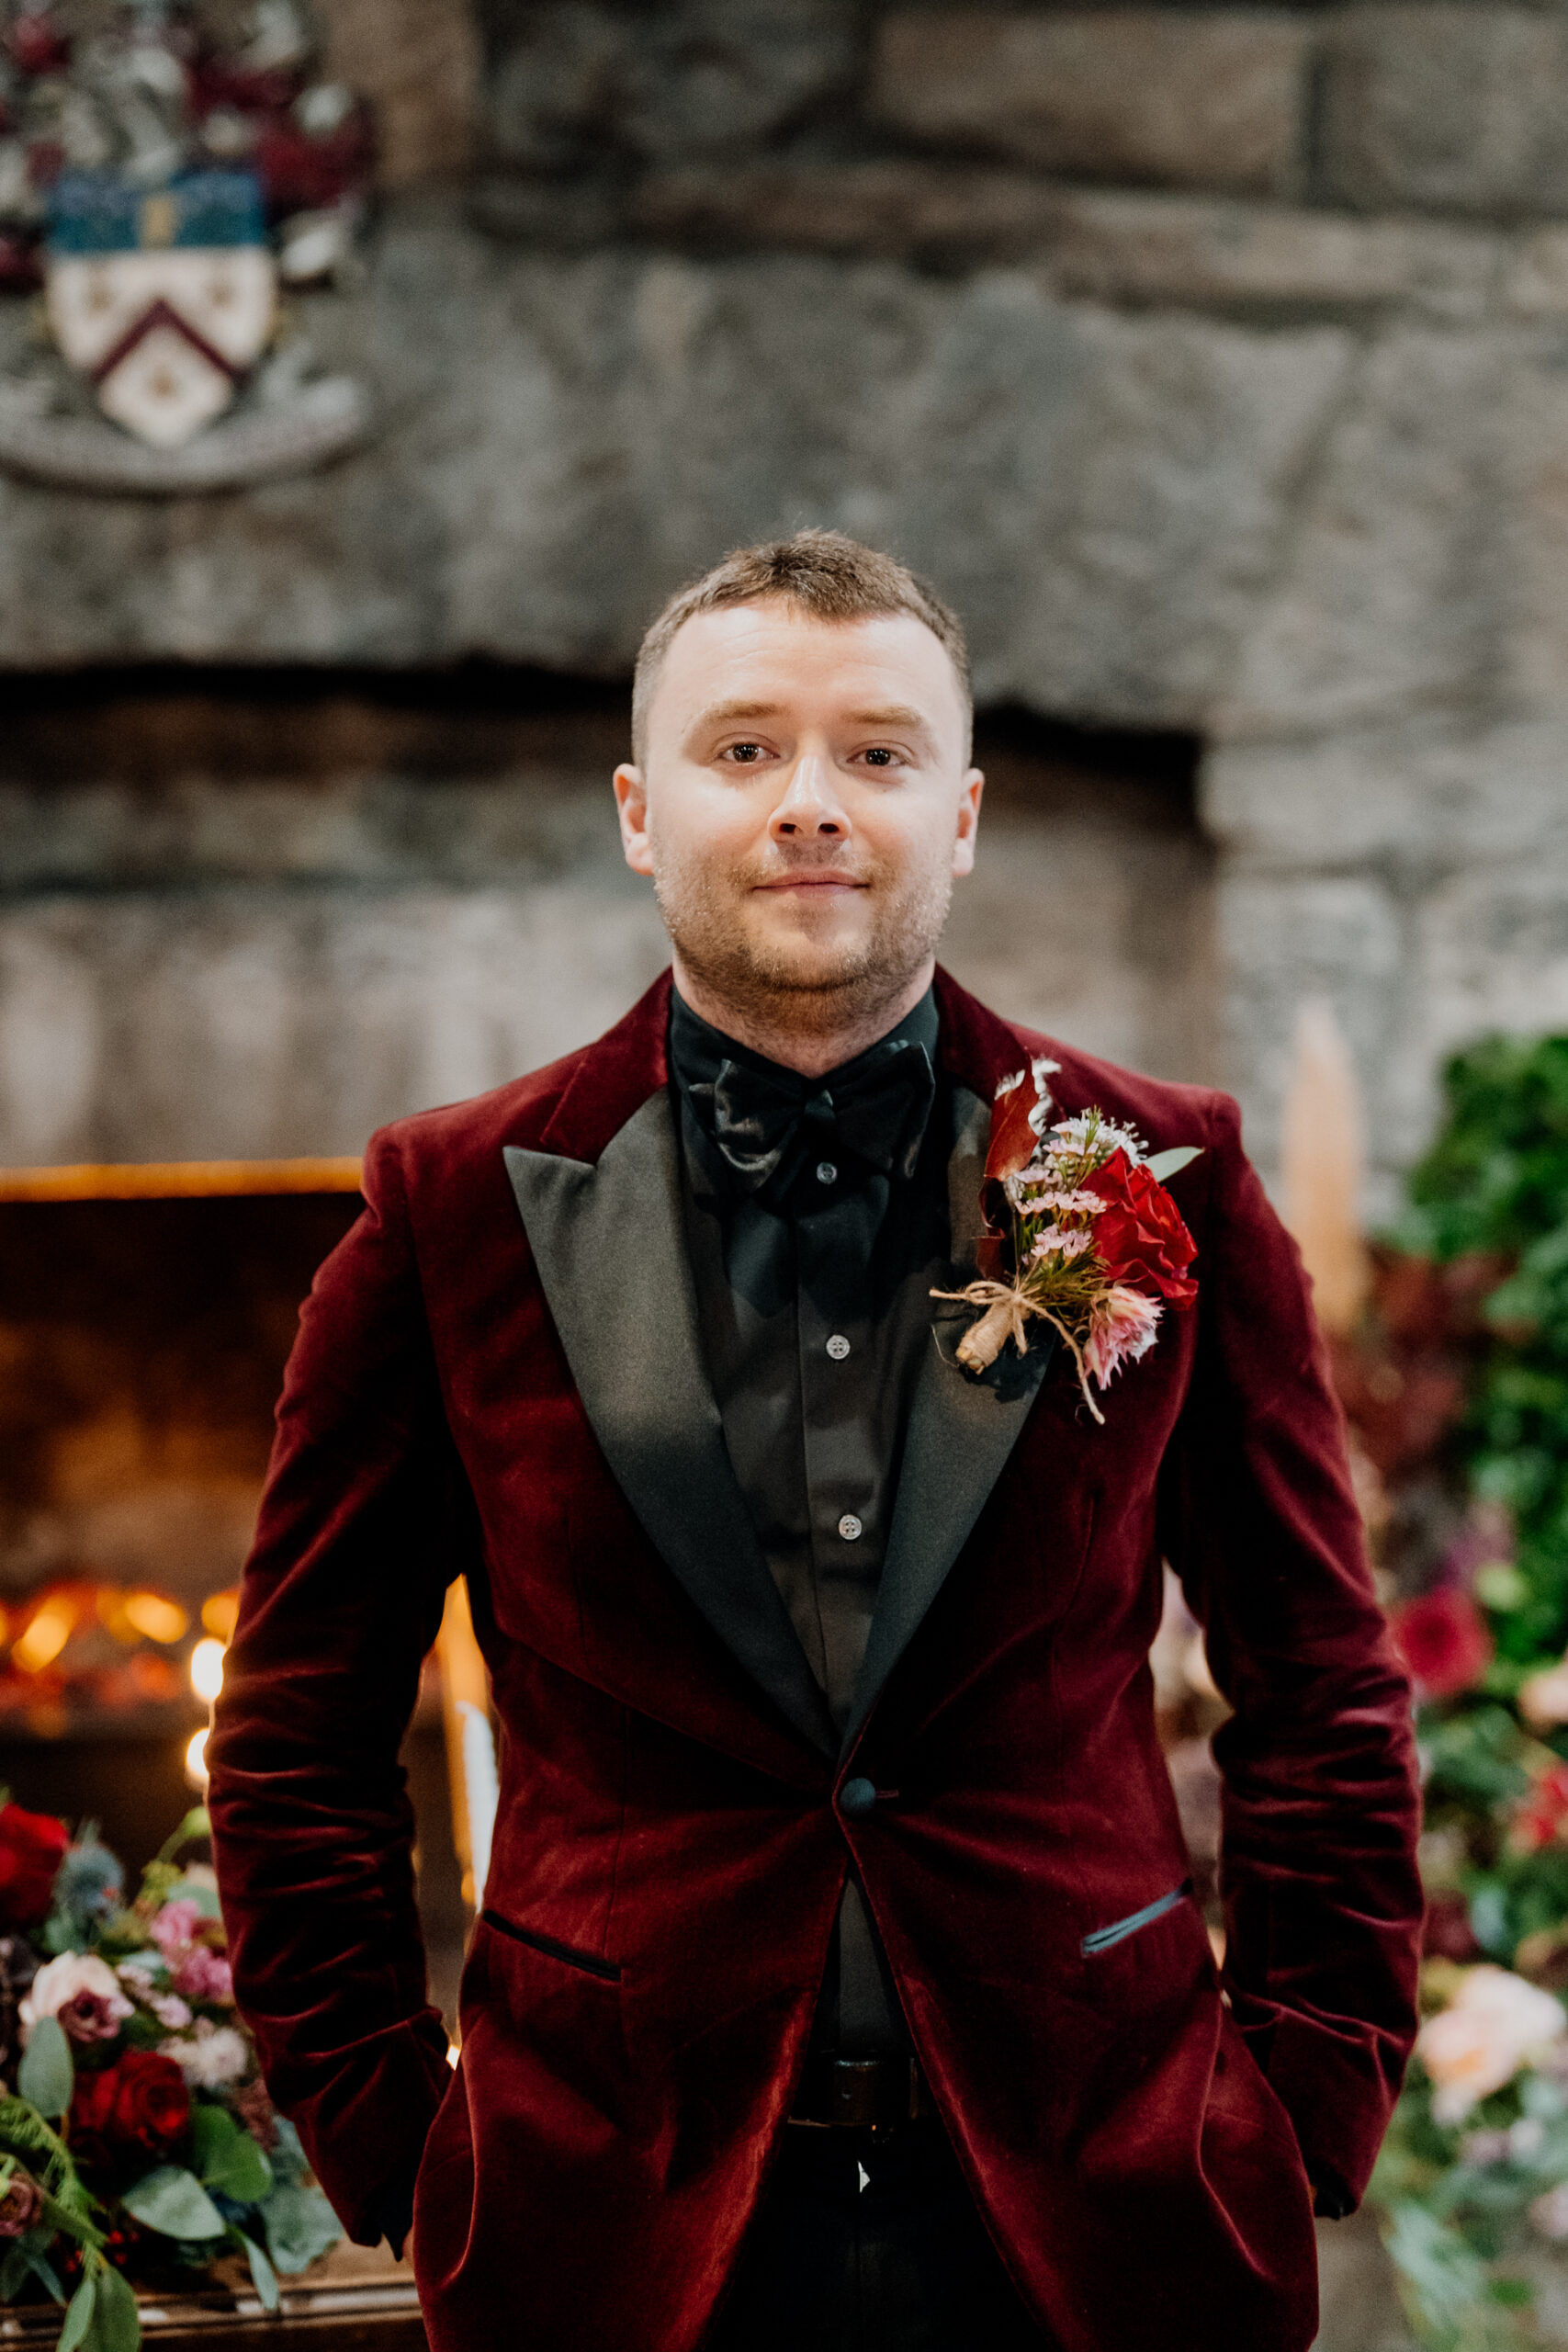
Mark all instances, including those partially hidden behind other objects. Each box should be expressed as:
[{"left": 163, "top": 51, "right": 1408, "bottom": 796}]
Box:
[
  {"left": 1510, "top": 1761, "right": 1568, "bottom": 1855},
  {"left": 0, "top": 1803, "right": 68, "bottom": 1929},
  {"left": 1085, "top": 1150, "right": 1199, "bottom": 1307},
  {"left": 1389, "top": 1586, "right": 1493, "bottom": 1701},
  {"left": 70, "top": 2051, "right": 190, "bottom": 2172}
]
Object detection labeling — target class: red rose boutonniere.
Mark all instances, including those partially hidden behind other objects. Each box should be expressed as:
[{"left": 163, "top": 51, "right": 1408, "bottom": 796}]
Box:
[{"left": 933, "top": 1059, "right": 1201, "bottom": 1420}]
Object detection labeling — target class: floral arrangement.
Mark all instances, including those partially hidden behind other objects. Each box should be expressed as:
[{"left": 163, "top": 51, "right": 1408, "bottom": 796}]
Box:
[
  {"left": 1325, "top": 1035, "right": 1568, "bottom": 2344},
  {"left": 1374, "top": 1954, "right": 1568, "bottom": 2351},
  {"left": 0, "top": 1795, "right": 338, "bottom": 2351},
  {"left": 934, "top": 1058, "right": 1200, "bottom": 1418}
]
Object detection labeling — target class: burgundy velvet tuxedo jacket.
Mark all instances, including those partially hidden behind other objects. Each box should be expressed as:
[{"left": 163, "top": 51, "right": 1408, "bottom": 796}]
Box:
[{"left": 209, "top": 967, "right": 1423, "bottom": 2352}]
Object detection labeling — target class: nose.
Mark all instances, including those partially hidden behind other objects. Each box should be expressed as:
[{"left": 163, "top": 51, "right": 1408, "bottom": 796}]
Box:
[{"left": 768, "top": 752, "right": 850, "bottom": 844}]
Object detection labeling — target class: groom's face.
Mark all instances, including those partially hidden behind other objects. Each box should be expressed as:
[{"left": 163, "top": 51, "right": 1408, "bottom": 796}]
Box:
[{"left": 614, "top": 598, "right": 983, "bottom": 1012}]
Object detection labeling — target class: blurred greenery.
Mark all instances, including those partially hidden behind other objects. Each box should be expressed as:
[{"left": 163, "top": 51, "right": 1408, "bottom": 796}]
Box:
[
  {"left": 1373, "top": 1038, "right": 1568, "bottom": 2343},
  {"left": 1402, "top": 1037, "right": 1568, "bottom": 1668}
]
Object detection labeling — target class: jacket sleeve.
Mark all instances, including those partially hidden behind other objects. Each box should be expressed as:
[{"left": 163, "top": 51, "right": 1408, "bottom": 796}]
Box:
[
  {"left": 1156, "top": 1091, "right": 1423, "bottom": 2217},
  {"left": 208, "top": 1128, "right": 468, "bottom": 2245}
]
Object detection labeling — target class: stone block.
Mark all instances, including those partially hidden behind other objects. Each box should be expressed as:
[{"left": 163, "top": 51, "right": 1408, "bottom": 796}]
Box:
[
  {"left": 485, "top": 0, "right": 857, "bottom": 172},
  {"left": 1216, "top": 870, "right": 1406, "bottom": 1186},
  {"left": 1202, "top": 721, "right": 1568, "bottom": 874},
  {"left": 867, "top": 11, "right": 1310, "bottom": 198},
  {"left": 1319, "top": 7, "right": 1568, "bottom": 218},
  {"left": 1215, "top": 327, "right": 1514, "bottom": 740},
  {"left": 1497, "top": 336, "right": 1568, "bottom": 721},
  {"left": 318, "top": 0, "right": 481, "bottom": 185},
  {"left": 1505, "top": 228, "right": 1568, "bottom": 320}
]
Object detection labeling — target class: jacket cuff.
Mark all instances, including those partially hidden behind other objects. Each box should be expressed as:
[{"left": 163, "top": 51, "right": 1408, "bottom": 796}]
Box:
[
  {"left": 1257, "top": 2007, "right": 1402, "bottom": 2211},
  {"left": 281, "top": 2013, "right": 453, "bottom": 2248}
]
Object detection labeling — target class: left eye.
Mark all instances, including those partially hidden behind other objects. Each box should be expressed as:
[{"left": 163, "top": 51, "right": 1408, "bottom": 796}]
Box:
[{"left": 862, "top": 748, "right": 896, "bottom": 767}]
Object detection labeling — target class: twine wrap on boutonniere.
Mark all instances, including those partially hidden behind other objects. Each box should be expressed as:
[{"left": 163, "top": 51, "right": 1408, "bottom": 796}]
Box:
[{"left": 932, "top": 1059, "right": 1201, "bottom": 1422}]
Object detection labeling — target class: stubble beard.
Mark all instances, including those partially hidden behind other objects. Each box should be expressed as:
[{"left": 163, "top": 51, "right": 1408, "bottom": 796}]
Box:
[{"left": 652, "top": 844, "right": 954, "bottom": 1044}]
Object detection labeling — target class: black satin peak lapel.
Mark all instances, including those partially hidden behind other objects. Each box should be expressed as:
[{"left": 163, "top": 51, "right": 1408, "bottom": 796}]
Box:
[
  {"left": 503, "top": 1098, "right": 838, "bottom": 1758},
  {"left": 841, "top": 1084, "right": 1055, "bottom": 1753}
]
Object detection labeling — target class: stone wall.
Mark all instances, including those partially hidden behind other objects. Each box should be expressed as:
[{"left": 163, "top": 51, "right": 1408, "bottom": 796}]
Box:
[{"left": 6, "top": 0, "right": 1568, "bottom": 1207}]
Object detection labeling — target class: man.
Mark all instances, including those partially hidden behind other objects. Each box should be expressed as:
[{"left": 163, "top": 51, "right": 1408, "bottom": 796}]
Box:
[{"left": 209, "top": 530, "right": 1424, "bottom": 2352}]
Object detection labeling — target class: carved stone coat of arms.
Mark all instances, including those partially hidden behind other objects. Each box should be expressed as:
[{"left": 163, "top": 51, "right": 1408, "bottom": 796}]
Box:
[{"left": 0, "top": 1, "right": 374, "bottom": 491}]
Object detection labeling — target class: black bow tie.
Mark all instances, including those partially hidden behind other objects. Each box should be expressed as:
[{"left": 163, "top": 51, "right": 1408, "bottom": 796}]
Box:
[{"left": 680, "top": 1027, "right": 938, "bottom": 1197}]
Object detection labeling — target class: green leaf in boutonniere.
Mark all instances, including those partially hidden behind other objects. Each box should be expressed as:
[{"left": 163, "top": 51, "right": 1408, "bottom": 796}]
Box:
[{"left": 1146, "top": 1145, "right": 1201, "bottom": 1182}]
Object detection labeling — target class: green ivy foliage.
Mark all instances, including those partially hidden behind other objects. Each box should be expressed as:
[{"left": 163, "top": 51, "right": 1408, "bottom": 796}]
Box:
[{"left": 1402, "top": 1036, "right": 1568, "bottom": 1667}]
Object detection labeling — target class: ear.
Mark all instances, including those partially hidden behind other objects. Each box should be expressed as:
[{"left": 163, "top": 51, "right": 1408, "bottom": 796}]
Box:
[
  {"left": 951, "top": 768, "right": 984, "bottom": 878},
  {"left": 614, "top": 763, "right": 654, "bottom": 876}
]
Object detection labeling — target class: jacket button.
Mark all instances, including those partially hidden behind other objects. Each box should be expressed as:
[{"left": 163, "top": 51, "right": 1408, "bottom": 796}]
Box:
[{"left": 840, "top": 1777, "right": 877, "bottom": 1819}]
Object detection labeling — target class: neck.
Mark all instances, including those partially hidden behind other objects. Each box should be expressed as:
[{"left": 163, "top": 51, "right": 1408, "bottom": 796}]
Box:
[{"left": 669, "top": 955, "right": 937, "bottom": 1079}]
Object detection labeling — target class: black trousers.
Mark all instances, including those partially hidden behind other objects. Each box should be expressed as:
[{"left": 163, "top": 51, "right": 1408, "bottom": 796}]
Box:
[{"left": 704, "top": 2118, "right": 1053, "bottom": 2352}]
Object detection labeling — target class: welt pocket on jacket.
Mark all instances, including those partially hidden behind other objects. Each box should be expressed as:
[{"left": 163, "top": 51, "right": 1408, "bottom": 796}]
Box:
[
  {"left": 1080, "top": 1880, "right": 1192, "bottom": 1958},
  {"left": 479, "top": 1908, "right": 622, "bottom": 1983}
]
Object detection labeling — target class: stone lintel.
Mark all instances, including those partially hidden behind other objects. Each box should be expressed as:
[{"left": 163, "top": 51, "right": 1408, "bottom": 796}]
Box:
[{"left": 627, "top": 168, "right": 1502, "bottom": 320}]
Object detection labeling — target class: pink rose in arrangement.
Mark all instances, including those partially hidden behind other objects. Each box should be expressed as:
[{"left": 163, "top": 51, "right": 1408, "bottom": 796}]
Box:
[
  {"left": 58, "top": 1990, "right": 129, "bottom": 2045},
  {"left": 20, "top": 1953, "right": 131, "bottom": 2044},
  {"left": 0, "top": 2174, "right": 41, "bottom": 2240},
  {"left": 1417, "top": 1965, "right": 1566, "bottom": 2123},
  {"left": 151, "top": 1897, "right": 233, "bottom": 2002},
  {"left": 173, "top": 1945, "right": 231, "bottom": 2003},
  {"left": 148, "top": 1900, "right": 203, "bottom": 1957}
]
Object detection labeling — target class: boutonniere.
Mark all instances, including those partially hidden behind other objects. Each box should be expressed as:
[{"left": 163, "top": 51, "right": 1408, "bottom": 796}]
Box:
[{"left": 932, "top": 1058, "right": 1201, "bottom": 1422}]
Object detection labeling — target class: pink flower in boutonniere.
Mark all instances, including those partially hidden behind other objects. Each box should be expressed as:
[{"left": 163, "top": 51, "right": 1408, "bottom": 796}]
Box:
[
  {"left": 932, "top": 1062, "right": 1201, "bottom": 1419},
  {"left": 1084, "top": 1285, "right": 1162, "bottom": 1386}
]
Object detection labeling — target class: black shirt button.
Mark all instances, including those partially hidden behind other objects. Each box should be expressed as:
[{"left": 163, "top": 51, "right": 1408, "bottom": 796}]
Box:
[
  {"left": 816, "top": 1160, "right": 838, "bottom": 1185},
  {"left": 840, "top": 1776, "right": 877, "bottom": 1819}
]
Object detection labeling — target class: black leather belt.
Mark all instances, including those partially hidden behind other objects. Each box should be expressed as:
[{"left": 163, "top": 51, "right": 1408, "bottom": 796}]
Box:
[{"left": 789, "top": 2053, "right": 935, "bottom": 2130}]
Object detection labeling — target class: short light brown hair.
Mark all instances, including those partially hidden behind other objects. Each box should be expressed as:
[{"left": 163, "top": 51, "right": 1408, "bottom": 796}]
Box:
[{"left": 631, "top": 527, "right": 972, "bottom": 763}]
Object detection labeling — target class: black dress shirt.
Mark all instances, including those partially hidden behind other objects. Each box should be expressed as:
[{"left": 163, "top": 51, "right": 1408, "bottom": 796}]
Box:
[{"left": 669, "top": 987, "right": 952, "bottom": 2053}]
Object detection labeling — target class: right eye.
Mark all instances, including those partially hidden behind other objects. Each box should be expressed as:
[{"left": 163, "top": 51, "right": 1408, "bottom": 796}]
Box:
[{"left": 722, "top": 742, "right": 766, "bottom": 763}]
